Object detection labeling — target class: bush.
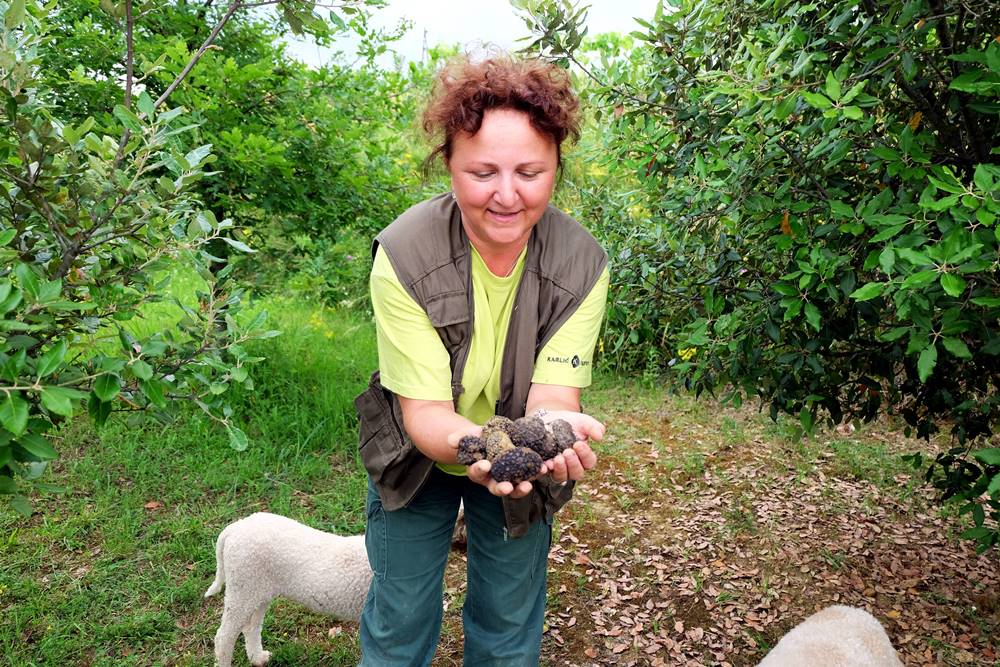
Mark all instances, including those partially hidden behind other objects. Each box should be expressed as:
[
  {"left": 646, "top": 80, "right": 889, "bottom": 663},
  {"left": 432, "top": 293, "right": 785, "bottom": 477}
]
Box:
[
  {"left": 0, "top": 1, "right": 294, "bottom": 512},
  {"left": 521, "top": 0, "right": 1000, "bottom": 549},
  {"left": 37, "top": 0, "right": 424, "bottom": 303}
]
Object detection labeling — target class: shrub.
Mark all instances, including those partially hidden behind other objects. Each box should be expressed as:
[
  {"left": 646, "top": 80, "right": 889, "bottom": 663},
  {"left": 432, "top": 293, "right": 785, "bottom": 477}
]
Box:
[
  {"left": 37, "top": 0, "right": 423, "bottom": 303},
  {"left": 0, "top": 1, "right": 294, "bottom": 512},
  {"left": 521, "top": 0, "right": 1000, "bottom": 549}
]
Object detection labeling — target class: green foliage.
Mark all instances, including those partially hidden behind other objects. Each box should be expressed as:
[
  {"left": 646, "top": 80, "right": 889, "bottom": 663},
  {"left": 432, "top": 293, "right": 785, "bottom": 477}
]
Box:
[
  {"left": 0, "top": 301, "right": 376, "bottom": 666},
  {"left": 0, "top": 2, "right": 291, "bottom": 512},
  {"left": 36, "top": 0, "right": 423, "bottom": 303},
  {"left": 522, "top": 0, "right": 1000, "bottom": 550}
]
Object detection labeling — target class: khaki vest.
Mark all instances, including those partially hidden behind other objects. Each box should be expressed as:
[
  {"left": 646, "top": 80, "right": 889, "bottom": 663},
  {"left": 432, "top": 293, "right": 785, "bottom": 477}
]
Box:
[{"left": 355, "top": 193, "right": 608, "bottom": 538}]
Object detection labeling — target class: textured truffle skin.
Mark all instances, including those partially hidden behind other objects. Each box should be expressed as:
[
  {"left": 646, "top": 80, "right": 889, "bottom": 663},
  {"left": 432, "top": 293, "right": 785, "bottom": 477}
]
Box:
[
  {"left": 530, "top": 432, "right": 562, "bottom": 460},
  {"left": 483, "top": 415, "right": 515, "bottom": 436},
  {"left": 550, "top": 419, "right": 577, "bottom": 449},
  {"left": 456, "top": 435, "right": 487, "bottom": 465},
  {"left": 490, "top": 447, "right": 543, "bottom": 483},
  {"left": 510, "top": 416, "right": 547, "bottom": 449},
  {"left": 483, "top": 429, "right": 515, "bottom": 461}
]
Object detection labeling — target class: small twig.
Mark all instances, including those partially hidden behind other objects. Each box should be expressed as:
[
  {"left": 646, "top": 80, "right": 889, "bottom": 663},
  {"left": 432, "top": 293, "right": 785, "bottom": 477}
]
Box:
[
  {"left": 565, "top": 51, "right": 662, "bottom": 111},
  {"left": 154, "top": 1, "right": 241, "bottom": 108},
  {"left": 776, "top": 138, "right": 830, "bottom": 201},
  {"left": 77, "top": 217, "right": 151, "bottom": 254},
  {"left": 123, "top": 0, "right": 134, "bottom": 110}
]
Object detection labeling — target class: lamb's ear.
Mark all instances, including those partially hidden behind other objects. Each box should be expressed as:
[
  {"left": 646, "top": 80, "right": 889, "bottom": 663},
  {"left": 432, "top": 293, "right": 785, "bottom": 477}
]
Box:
[{"left": 451, "top": 505, "right": 467, "bottom": 548}]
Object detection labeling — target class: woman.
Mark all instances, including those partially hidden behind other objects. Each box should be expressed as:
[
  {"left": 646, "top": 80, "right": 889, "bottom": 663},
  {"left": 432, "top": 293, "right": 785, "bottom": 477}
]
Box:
[{"left": 355, "top": 54, "right": 609, "bottom": 666}]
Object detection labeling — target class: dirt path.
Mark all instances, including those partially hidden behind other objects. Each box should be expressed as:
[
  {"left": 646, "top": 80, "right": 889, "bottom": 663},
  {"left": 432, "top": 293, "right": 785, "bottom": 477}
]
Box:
[{"left": 437, "top": 391, "right": 999, "bottom": 666}]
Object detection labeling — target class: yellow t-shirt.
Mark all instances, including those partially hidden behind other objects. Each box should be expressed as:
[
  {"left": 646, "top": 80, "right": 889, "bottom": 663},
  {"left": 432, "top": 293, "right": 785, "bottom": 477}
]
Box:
[{"left": 371, "top": 244, "right": 609, "bottom": 473}]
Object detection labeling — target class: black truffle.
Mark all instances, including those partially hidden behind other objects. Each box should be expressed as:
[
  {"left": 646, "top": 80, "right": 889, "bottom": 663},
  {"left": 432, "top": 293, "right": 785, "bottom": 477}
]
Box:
[
  {"left": 484, "top": 415, "right": 515, "bottom": 436},
  {"left": 483, "top": 429, "right": 514, "bottom": 461},
  {"left": 530, "top": 431, "right": 562, "bottom": 460},
  {"left": 490, "top": 447, "right": 543, "bottom": 484},
  {"left": 457, "top": 435, "right": 486, "bottom": 465},
  {"left": 550, "top": 419, "right": 576, "bottom": 450},
  {"left": 510, "top": 415, "right": 547, "bottom": 449}
]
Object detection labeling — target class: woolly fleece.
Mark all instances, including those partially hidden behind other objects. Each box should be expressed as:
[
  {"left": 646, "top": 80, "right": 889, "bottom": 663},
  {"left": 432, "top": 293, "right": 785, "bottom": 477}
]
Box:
[
  {"left": 758, "top": 604, "right": 903, "bottom": 667},
  {"left": 204, "top": 512, "right": 371, "bottom": 667}
]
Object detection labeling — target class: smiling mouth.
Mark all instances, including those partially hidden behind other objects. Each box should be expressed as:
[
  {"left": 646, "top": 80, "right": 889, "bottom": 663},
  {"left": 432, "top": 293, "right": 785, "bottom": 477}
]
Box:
[{"left": 488, "top": 208, "right": 521, "bottom": 219}]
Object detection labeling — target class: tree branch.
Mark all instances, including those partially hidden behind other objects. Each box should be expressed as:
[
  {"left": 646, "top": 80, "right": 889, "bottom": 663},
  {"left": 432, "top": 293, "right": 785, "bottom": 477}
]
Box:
[
  {"left": 927, "top": 0, "right": 955, "bottom": 56},
  {"left": 124, "top": 0, "right": 134, "bottom": 110},
  {"left": 7, "top": 170, "right": 72, "bottom": 250},
  {"left": 153, "top": 0, "right": 242, "bottom": 109},
  {"left": 776, "top": 138, "right": 831, "bottom": 201},
  {"left": 237, "top": 0, "right": 365, "bottom": 8},
  {"left": 893, "top": 70, "right": 976, "bottom": 169},
  {"left": 113, "top": 0, "right": 241, "bottom": 173},
  {"left": 112, "top": 1, "right": 137, "bottom": 169}
]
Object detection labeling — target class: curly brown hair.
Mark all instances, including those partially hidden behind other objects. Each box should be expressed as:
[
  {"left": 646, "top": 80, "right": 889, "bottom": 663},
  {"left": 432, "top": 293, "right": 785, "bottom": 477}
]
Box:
[{"left": 422, "top": 55, "right": 581, "bottom": 167}]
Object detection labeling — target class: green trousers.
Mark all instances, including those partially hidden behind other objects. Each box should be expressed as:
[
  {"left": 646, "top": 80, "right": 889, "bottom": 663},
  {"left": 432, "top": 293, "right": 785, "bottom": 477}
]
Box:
[{"left": 359, "top": 467, "right": 551, "bottom": 666}]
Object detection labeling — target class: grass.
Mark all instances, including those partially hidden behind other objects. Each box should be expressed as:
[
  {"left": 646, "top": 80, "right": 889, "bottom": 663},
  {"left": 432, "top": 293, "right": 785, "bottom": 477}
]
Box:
[
  {"left": 723, "top": 494, "right": 759, "bottom": 537},
  {"left": 3, "top": 318, "right": 990, "bottom": 666},
  {"left": 0, "top": 296, "right": 377, "bottom": 667}
]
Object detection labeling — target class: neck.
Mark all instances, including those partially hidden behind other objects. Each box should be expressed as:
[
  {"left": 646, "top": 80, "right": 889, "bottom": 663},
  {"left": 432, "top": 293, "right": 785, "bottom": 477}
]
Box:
[
  {"left": 461, "top": 224, "right": 529, "bottom": 277},
  {"left": 475, "top": 242, "right": 524, "bottom": 277}
]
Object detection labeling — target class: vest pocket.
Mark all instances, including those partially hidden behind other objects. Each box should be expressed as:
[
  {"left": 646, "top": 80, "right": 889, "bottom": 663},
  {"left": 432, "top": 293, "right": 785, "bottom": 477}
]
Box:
[
  {"left": 355, "top": 372, "right": 405, "bottom": 484},
  {"left": 423, "top": 290, "right": 468, "bottom": 326},
  {"left": 501, "top": 478, "right": 577, "bottom": 539},
  {"left": 354, "top": 371, "right": 436, "bottom": 510}
]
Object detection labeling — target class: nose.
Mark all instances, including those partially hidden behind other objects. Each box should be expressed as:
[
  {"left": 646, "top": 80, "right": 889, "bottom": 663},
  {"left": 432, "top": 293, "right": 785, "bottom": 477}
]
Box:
[{"left": 492, "top": 174, "right": 517, "bottom": 209}]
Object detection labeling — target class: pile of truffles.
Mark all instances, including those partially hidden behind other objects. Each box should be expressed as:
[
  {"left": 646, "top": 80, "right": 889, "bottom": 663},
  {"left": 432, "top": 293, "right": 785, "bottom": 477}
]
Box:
[{"left": 457, "top": 415, "right": 577, "bottom": 484}]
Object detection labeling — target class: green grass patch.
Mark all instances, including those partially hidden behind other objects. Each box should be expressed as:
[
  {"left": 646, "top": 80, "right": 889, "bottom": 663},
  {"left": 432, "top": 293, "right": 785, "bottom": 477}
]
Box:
[
  {"left": 0, "top": 296, "right": 376, "bottom": 666},
  {"left": 1, "top": 339, "right": 950, "bottom": 665},
  {"left": 826, "top": 439, "right": 910, "bottom": 489}
]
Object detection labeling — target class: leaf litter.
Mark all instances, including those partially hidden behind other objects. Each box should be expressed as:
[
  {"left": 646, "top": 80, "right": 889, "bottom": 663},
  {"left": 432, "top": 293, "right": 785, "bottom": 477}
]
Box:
[{"left": 435, "top": 394, "right": 998, "bottom": 666}]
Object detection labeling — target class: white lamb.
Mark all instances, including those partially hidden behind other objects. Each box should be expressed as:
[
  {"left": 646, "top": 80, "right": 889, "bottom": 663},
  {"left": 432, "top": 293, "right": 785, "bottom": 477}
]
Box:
[
  {"left": 204, "top": 512, "right": 372, "bottom": 667},
  {"left": 758, "top": 605, "right": 903, "bottom": 667}
]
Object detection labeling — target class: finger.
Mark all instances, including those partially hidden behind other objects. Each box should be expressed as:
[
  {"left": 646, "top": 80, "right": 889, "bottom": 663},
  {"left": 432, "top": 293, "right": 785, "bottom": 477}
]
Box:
[
  {"left": 576, "top": 415, "right": 605, "bottom": 442},
  {"left": 547, "top": 453, "right": 568, "bottom": 483},
  {"left": 562, "top": 447, "right": 586, "bottom": 480},
  {"left": 490, "top": 480, "right": 515, "bottom": 496},
  {"left": 510, "top": 480, "right": 534, "bottom": 498},
  {"left": 573, "top": 441, "right": 598, "bottom": 470},
  {"left": 467, "top": 460, "right": 491, "bottom": 484}
]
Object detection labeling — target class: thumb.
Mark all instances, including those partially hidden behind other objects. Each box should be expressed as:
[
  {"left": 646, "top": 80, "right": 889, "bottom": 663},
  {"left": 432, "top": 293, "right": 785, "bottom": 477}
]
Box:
[
  {"left": 467, "top": 459, "right": 491, "bottom": 484},
  {"left": 448, "top": 425, "right": 482, "bottom": 449},
  {"left": 578, "top": 415, "right": 606, "bottom": 442}
]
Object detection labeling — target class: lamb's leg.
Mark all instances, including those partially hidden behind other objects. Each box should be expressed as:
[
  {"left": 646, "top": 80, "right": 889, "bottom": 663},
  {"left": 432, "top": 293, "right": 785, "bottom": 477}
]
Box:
[
  {"left": 244, "top": 600, "right": 272, "bottom": 667},
  {"left": 214, "top": 600, "right": 254, "bottom": 667}
]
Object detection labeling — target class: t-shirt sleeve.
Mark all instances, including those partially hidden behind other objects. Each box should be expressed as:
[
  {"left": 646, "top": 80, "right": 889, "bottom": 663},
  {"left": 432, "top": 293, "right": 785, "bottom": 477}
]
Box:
[
  {"left": 370, "top": 245, "right": 453, "bottom": 401},
  {"left": 531, "top": 266, "right": 609, "bottom": 388}
]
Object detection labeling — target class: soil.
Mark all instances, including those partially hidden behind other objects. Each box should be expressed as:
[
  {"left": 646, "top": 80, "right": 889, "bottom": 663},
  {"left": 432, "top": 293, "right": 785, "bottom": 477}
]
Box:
[{"left": 434, "top": 397, "right": 999, "bottom": 666}]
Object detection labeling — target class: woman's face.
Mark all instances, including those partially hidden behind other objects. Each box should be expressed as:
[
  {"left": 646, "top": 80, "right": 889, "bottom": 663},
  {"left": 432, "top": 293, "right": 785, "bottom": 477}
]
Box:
[{"left": 447, "top": 108, "right": 558, "bottom": 255}]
